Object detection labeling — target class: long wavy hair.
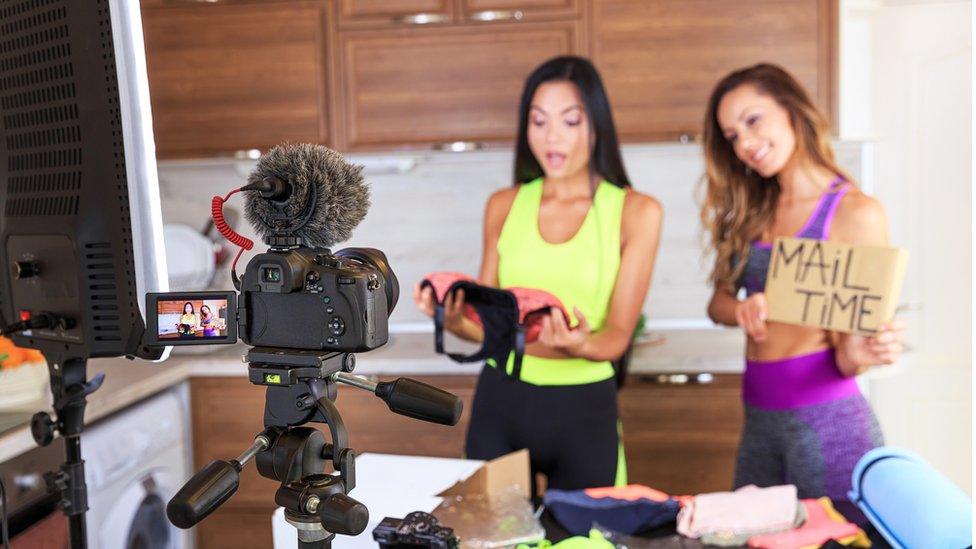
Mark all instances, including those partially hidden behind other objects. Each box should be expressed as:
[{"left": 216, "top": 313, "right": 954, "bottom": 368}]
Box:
[
  {"left": 513, "top": 56, "right": 630, "bottom": 188},
  {"left": 701, "top": 63, "right": 852, "bottom": 287}
]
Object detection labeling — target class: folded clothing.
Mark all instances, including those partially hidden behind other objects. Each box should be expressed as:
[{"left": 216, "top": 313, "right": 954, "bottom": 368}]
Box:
[
  {"left": 677, "top": 484, "right": 802, "bottom": 546},
  {"left": 420, "top": 272, "right": 570, "bottom": 380},
  {"left": 517, "top": 529, "right": 616, "bottom": 549},
  {"left": 544, "top": 484, "right": 681, "bottom": 537},
  {"left": 748, "top": 498, "right": 869, "bottom": 549}
]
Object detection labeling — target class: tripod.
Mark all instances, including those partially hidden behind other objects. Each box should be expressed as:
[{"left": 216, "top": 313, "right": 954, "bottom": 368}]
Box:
[{"left": 167, "top": 347, "right": 462, "bottom": 548}]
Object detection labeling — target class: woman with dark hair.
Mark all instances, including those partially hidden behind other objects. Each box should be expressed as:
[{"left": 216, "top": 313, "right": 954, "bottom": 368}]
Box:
[
  {"left": 414, "top": 56, "right": 662, "bottom": 490},
  {"left": 177, "top": 302, "right": 197, "bottom": 337},
  {"left": 700, "top": 63, "right": 904, "bottom": 520}
]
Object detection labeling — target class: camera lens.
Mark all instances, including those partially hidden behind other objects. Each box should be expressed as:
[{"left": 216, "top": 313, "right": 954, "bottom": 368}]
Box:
[
  {"left": 262, "top": 266, "right": 282, "bottom": 283},
  {"left": 334, "top": 248, "right": 399, "bottom": 314}
]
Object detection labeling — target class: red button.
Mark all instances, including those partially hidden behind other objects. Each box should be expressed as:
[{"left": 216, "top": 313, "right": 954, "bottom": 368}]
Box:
[{"left": 19, "top": 310, "right": 31, "bottom": 321}]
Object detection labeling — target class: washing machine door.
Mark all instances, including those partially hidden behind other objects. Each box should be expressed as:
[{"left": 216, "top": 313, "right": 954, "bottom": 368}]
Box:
[
  {"left": 100, "top": 468, "right": 182, "bottom": 549},
  {"left": 126, "top": 492, "right": 170, "bottom": 549}
]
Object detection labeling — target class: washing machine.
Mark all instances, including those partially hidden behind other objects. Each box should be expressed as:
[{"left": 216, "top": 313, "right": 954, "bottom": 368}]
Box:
[{"left": 83, "top": 384, "right": 194, "bottom": 549}]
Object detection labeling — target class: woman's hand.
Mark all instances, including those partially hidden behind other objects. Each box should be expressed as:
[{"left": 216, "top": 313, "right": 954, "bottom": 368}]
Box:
[
  {"left": 412, "top": 283, "right": 468, "bottom": 333},
  {"left": 413, "top": 283, "right": 436, "bottom": 317},
  {"left": 538, "top": 307, "right": 591, "bottom": 356},
  {"left": 734, "top": 293, "right": 768, "bottom": 343},
  {"left": 836, "top": 319, "right": 906, "bottom": 376}
]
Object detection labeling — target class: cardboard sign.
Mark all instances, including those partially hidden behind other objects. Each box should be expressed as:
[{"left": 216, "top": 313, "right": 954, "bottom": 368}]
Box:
[{"left": 764, "top": 237, "right": 908, "bottom": 334}]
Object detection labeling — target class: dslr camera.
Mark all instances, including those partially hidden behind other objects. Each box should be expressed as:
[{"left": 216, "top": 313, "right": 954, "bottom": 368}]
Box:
[
  {"left": 146, "top": 246, "right": 397, "bottom": 352},
  {"left": 145, "top": 143, "right": 398, "bottom": 352},
  {"left": 244, "top": 247, "right": 397, "bottom": 351}
]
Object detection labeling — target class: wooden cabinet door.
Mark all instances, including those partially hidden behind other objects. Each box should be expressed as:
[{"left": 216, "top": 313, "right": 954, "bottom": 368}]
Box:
[
  {"left": 142, "top": 1, "right": 330, "bottom": 159},
  {"left": 334, "top": 20, "right": 583, "bottom": 150},
  {"left": 619, "top": 374, "right": 744, "bottom": 494},
  {"left": 336, "top": 0, "right": 457, "bottom": 28},
  {"left": 140, "top": 0, "right": 298, "bottom": 7},
  {"left": 591, "top": 0, "right": 836, "bottom": 142},
  {"left": 459, "top": 0, "right": 580, "bottom": 21}
]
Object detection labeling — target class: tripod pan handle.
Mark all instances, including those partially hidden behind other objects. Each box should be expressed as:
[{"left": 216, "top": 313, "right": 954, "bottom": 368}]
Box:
[
  {"left": 374, "top": 377, "right": 462, "bottom": 426},
  {"left": 167, "top": 460, "right": 240, "bottom": 529}
]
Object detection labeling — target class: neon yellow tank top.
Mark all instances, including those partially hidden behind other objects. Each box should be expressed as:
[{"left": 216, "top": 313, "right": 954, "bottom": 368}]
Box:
[{"left": 495, "top": 177, "right": 625, "bottom": 385}]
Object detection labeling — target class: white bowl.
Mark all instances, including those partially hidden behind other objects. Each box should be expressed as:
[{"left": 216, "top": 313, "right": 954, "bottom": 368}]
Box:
[{"left": 0, "top": 362, "right": 49, "bottom": 411}]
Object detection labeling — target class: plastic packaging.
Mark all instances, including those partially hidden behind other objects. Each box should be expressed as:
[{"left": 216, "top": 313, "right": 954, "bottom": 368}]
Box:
[{"left": 433, "top": 487, "right": 545, "bottom": 548}]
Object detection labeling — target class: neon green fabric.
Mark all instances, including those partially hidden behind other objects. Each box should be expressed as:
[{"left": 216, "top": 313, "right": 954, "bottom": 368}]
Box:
[
  {"left": 615, "top": 420, "right": 628, "bottom": 487},
  {"left": 496, "top": 178, "right": 624, "bottom": 386},
  {"left": 517, "top": 529, "right": 614, "bottom": 549}
]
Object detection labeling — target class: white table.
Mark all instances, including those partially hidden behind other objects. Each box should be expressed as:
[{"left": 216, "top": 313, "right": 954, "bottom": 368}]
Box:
[{"left": 272, "top": 453, "right": 484, "bottom": 548}]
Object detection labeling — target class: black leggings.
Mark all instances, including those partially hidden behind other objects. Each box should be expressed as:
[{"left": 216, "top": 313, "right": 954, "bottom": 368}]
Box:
[{"left": 464, "top": 364, "right": 619, "bottom": 492}]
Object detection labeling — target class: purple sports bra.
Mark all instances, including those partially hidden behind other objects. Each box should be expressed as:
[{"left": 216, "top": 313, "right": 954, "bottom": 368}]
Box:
[{"left": 738, "top": 176, "right": 850, "bottom": 296}]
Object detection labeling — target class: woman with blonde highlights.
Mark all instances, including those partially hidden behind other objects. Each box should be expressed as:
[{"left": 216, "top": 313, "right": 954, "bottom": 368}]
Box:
[{"left": 700, "top": 63, "right": 904, "bottom": 521}]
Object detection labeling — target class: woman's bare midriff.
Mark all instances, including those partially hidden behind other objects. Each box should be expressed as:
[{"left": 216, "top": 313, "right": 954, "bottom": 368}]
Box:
[{"left": 745, "top": 321, "right": 832, "bottom": 362}]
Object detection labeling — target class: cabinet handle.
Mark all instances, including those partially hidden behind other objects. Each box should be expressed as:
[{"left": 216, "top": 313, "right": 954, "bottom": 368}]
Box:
[
  {"left": 468, "top": 10, "right": 524, "bottom": 22},
  {"left": 434, "top": 141, "right": 484, "bottom": 153},
  {"left": 391, "top": 13, "right": 451, "bottom": 25}
]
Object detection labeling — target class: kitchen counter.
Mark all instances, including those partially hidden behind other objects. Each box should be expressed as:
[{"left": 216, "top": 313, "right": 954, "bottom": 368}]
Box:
[
  {"left": 176, "top": 328, "right": 746, "bottom": 377},
  {"left": 0, "top": 358, "right": 190, "bottom": 463},
  {"left": 0, "top": 327, "right": 744, "bottom": 462}
]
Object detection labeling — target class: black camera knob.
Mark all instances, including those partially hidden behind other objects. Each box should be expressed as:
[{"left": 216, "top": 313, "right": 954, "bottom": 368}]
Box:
[
  {"left": 318, "top": 493, "right": 368, "bottom": 535},
  {"left": 31, "top": 412, "right": 56, "bottom": 446},
  {"left": 314, "top": 254, "right": 340, "bottom": 268},
  {"left": 306, "top": 271, "right": 320, "bottom": 283}
]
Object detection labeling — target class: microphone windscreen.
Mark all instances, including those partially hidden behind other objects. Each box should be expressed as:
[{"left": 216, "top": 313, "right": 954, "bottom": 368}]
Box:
[{"left": 244, "top": 143, "right": 370, "bottom": 248}]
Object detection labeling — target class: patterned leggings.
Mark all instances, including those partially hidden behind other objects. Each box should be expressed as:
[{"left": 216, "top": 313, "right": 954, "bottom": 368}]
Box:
[{"left": 735, "top": 349, "right": 884, "bottom": 523}]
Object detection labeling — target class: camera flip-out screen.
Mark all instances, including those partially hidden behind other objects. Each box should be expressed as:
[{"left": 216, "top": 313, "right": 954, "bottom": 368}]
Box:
[{"left": 146, "top": 292, "right": 238, "bottom": 346}]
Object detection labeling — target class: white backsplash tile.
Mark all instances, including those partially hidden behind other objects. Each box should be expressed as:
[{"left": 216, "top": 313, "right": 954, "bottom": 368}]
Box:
[{"left": 157, "top": 142, "right": 868, "bottom": 328}]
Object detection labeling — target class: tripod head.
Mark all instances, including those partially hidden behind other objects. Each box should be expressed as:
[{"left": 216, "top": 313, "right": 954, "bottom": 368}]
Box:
[{"left": 167, "top": 348, "right": 462, "bottom": 547}]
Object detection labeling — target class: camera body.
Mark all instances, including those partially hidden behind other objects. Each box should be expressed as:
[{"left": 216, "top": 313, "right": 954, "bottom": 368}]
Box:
[
  {"left": 373, "top": 512, "right": 459, "bottom": 549},
  {"left": 241, "top": 247, "right": 391, "bottom": 352},
  {"left": 146, "top": 246, "right": 398, "bottom": 353}
]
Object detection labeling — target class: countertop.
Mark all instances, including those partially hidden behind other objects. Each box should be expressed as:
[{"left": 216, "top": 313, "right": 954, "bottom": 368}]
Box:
[
  {"left": 175, "top": 328, "right": 745, "bottom": 377},
  {"left": 0, "top": 358, "right": 190, "bottom": 463},
  {"left": 0, "top": 327, "right": 744, "bottom": 462}
]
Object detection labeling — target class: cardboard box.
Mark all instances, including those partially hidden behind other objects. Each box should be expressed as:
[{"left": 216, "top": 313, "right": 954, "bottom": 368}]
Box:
[
  {"left": 764, "top": 237, "right": 908, "bottom": 334},
  {"left": 437, "top": 448, "right": 531, "bottom": 501},
  {"left": 434, "top": 449, "right": 544, "bottom": 547}
]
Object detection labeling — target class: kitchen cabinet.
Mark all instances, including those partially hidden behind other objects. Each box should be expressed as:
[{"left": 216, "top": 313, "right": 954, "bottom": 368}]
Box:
[
  {"left": 139, "top": 0, "right": 836, "bottom": 156},
  {"left": 141, "top": 1, "right": 331, "bottom": 159},
  {"left": 590, "top": 0, "right": 837, "bottom": 142},
  {"left": 336, "top": 0, "right": 457, "bottom": 28},
  {"left": 459, "top": 0, "right": 580, "bottom": 21},
  {"left": 336, "top": 0, "right": 578, "bottom": 28},
  {"left": 333, "top": 20, "right": 584, "bottom": 151},
  {"left": 619, "top": 373, "right": 744, "bottom": 495}
]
